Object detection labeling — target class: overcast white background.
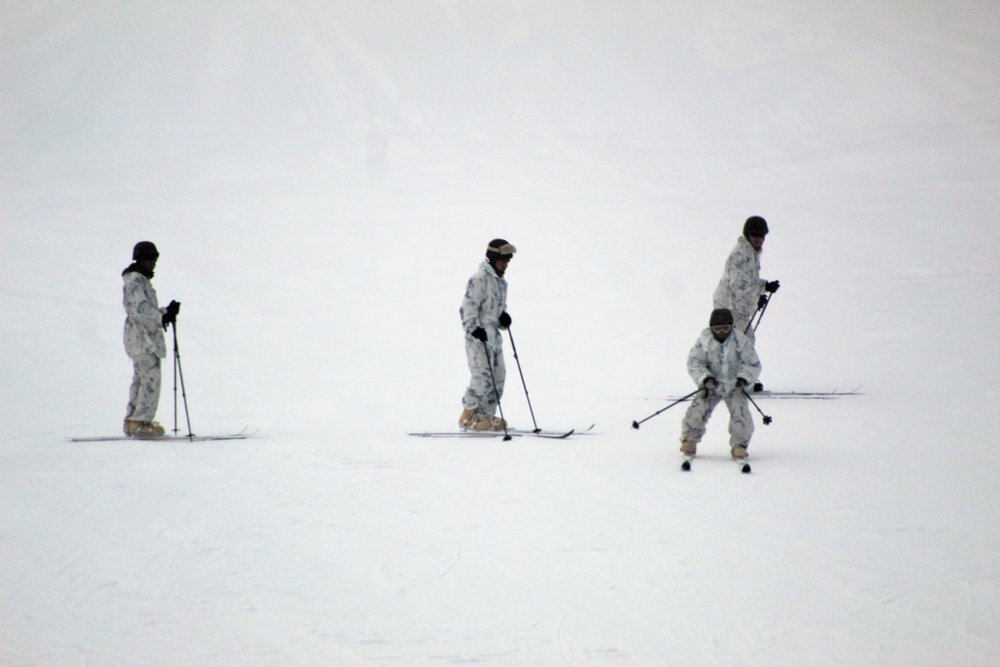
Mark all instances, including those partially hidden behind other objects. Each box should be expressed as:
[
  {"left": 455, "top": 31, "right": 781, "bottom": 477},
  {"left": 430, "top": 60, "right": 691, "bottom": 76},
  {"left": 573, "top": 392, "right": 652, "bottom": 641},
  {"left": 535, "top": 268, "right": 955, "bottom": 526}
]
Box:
[{"left": 2, "top": 2, "right": 998, "bottom": 665}]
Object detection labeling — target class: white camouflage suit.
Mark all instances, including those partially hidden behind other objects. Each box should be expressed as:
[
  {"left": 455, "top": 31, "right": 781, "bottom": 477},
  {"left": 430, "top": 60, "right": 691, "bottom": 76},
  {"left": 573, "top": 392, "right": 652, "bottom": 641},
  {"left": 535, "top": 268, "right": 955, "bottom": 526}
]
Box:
[
  {"left": 713, "top": 236, "right": 766, "bottom": 342},
  {"left": 122, "top": 270, "right": 167, "bottom": 423},
  {"left": 460, "top": 260, "right": 508, "bottom": 420},
  {"left": 680, "top": 328, "right": 762, "bottom": 448}
]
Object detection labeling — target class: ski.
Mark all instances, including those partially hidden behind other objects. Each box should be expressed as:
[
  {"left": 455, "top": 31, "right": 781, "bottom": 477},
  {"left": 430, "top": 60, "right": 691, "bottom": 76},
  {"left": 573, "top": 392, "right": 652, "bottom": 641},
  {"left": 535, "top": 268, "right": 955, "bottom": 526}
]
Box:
[
  {"left": 751, "top": 389, "right": 860, "bottom": 400},
  {"left": 408, "top": 426, "right": 585, "bottom": 440},
  {"left": 663, "top": 387, "right": 861, "bottom": 401},
  {"left": 69, "top": 428, "right": 254, "bottom": 442}
]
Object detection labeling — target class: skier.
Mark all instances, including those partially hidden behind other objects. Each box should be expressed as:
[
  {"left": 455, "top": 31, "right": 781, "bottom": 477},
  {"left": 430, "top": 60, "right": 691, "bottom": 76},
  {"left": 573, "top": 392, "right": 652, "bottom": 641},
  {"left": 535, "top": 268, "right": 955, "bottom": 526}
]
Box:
[
  {"left": 712, "top": 215, "right": 780, "bottom": 344},
  {"left": 121, "top": 241, "right": 180, "bottom": 437},
  {"left": 459, "top": 239, "right": 516, "bottom": 431},
  {"left": 679, "top": 308, "right": 762, "bottom": 462}
]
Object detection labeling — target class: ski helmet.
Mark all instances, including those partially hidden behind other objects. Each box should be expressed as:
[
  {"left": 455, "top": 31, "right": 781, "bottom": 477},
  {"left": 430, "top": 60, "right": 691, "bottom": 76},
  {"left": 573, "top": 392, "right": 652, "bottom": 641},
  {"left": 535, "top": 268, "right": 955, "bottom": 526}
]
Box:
[
  {"left": 485, "top": 239, "right": 516, "bottom": 262},
  {"left": 132, "top": 241, "right": 159, "bottom": 261},
  {"left": 709, "top": 308, "right": 734, "bottom": 326},
  {"left": 743, "top": 216, "right": 768, "bottom": 238}
]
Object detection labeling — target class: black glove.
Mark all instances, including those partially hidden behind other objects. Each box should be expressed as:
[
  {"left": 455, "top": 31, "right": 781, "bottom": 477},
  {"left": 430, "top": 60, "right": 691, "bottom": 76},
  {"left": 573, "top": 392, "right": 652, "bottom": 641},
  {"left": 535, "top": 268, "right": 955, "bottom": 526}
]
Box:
[
  {"left": 765, "top": 280, "right": 780, "bottom": 293},
  {"left": 736, "top": 378, "right": 748, "bottom": 389},
  {"left": 471, "top": 327, "right": 488, "bottom": 342},
  {"left": 703, "top": 377, "right": 718, "bottom": 390},
  {"left": 757, "top": 294, "right": 769, "bottom": 310},
  {"left": 498, "top": 311, "right": 511, "bottom": 328},
  {"left": 162, "top": 312, "right": 176, "bottom": 329}
]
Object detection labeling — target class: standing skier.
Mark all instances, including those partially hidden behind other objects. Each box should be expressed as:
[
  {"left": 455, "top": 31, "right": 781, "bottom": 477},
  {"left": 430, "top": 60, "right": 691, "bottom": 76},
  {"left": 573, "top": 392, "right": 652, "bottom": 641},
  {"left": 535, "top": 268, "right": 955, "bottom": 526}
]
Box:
[
  {"left": 459, "top": 239, "right": 516, "bottom": 431},
  {"left": 679, "top": 308, "right": 762, "bottom": 462},
  {"left": 712, "top": 215, "right": 780, "bottom": 344},
  {"left": 121, "top": 241, "right": 180, "bottom": 437}
]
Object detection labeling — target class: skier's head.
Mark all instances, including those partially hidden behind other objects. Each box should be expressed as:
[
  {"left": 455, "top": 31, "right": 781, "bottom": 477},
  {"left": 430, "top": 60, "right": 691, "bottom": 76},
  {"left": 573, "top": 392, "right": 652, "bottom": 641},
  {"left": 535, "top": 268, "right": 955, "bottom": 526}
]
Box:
[
  {"left": 743, "top": 216, "right": 768, "bottom": 252},
  {"left": 132, "top": 241, "right": 159, "bottom": 262},
  {"left": 709, "top": 308, "right": 734, "bottom": 342},
  {"left": 486, "top": 239, "right": 516, "bottom": 277}
]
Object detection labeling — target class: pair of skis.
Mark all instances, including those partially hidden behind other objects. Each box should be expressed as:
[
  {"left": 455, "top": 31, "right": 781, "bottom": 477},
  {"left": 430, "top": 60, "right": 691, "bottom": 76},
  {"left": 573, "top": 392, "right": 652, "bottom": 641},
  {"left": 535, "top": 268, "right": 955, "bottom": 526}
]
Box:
[
  {"left": 682, "top": 455, "right": 751, "bottom": 474},
  {"left": 408, "top": 424, "right": 595, "bottom": 440},
  {"left": 68, "top": 427, "right": 254, "bottom": 443}
]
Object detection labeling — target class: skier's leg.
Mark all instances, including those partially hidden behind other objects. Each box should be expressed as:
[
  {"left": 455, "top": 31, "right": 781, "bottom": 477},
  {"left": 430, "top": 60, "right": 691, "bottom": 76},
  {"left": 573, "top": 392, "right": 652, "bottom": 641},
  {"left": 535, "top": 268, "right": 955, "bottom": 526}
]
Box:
[
  {"left": 125, "top": 356, "right": 142, "bottom": 420},
  {"left": 462, "top": 340, "right": 489, "bottom": 408},
  {"left": 491, "top": 344, "right": 506, "bottom": 406},
  {"left": 725, "top": 390, "right": 755, "bottom": 454},
  {"left": 735, "top": 312, "right": 756, "bottom": 344},
  {"left": 680, "top": 391, "right": 721, "bottom": 450},
  {"left": 130, "top": 353, "right": 162, "bottom": 423}
]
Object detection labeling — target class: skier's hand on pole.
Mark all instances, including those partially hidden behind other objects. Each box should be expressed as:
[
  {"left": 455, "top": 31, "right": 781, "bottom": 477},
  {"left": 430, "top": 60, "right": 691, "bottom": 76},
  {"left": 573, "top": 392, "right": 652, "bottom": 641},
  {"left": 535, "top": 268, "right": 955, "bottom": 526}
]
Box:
[
  {"left": 765, "top": 280, "right": 780, "bottom": 293},
  {"left": 471, "top": 327, "right": 488, "bottom": 342},
  {"left": 498, "top": 311, "right": 511, "bottom": 329}
]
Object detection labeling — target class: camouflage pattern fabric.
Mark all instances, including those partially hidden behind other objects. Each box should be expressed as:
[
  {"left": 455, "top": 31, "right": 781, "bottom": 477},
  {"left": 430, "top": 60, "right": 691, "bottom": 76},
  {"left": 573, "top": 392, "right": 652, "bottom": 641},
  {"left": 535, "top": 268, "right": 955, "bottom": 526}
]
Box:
[
  {"left": 123, "top": 271, "right": 166, "bottom": 358},
  {"left": 125, "top": 353, "right": 162, "bottom": 422},
  {"left": 123, "top": 271, "right": 167, "bottom": 422},
  {"left": 460, "top": 260, "right": 508, "bottom": 418},
  {"left": 462, "top": 341, "right": 506, "bottom": 419},
  {"left": 680, "top": 389, "right": 755, "bottom": 447},
  {"left": 680, "top": 328, "right": 762, "bottom": 447},
  {"left": 712, "top": 236, "right": 766, "bottom": 342}
]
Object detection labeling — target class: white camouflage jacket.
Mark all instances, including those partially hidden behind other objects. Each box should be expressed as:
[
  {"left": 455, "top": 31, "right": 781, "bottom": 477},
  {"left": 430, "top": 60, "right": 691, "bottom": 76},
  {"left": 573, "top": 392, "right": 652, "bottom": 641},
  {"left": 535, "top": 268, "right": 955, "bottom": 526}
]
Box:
[
  {"left": 460, "top": 260, "right": 508, "bottom": 347},
  {"left": 122, "top": 270, "right": 167, "bottom": 358},
  {"left": 687, "top": 328, "right": 762, "bottom": 395},
  {"left": 712, "top": 236, "right": 766, "bottom": 324}
]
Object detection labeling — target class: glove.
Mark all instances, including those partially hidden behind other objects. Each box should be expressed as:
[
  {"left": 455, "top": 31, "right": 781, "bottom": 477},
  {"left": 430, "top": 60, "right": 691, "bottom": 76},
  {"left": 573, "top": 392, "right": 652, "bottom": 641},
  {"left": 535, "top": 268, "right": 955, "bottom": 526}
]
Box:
[
  {"left": 498, "top": 311, "right": 511, "bottom": 328},
  {"left": 703, "top": 377, "right": 718, "bottom": 390},
  {"left": 166, "top": 300, "right": 181, "bottom": 316},
  {"left": 471, "top": 327, "right": 488, "bottom": 342},
  {"left": 757, "top": 294, "right": 769, "bottom": 310},
  {"left": 162, "top": 311, "right": 176, "bottom": 329},
  {"left": 765, "top": 280, "right": 780, "bottom": 293},
  {"left": 736, "top": 378, "right": 748, "bottom": 389}
]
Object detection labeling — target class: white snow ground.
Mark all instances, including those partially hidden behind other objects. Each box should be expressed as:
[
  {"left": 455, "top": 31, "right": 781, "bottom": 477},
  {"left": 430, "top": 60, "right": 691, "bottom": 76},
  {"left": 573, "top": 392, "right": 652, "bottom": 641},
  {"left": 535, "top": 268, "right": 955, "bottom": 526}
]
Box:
[{"left": 2, "top": 2, "right": 999, "bottom": 665}]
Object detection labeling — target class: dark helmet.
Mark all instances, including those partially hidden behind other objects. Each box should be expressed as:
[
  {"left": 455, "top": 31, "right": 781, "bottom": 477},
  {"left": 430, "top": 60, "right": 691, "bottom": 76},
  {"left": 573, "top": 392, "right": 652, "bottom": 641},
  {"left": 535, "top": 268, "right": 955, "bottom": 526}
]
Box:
[
  {"left": 485, "top": 239, "right": 517, "bottom": 262},
  {"left": 743, "top": 216, "right": 768, "bottom": 238},
  {"left": 132, "top": 241, "right": 159, "bottom": 261},
  {"left": 709, "top": 308, "right": 734, "bottom": 326}
]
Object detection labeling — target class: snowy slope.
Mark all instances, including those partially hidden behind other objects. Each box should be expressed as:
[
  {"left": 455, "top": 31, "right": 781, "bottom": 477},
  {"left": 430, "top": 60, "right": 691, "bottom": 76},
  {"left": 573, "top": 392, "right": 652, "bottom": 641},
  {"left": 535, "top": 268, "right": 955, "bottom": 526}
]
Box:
[{"left": 2, "top": 2, "right": 998, "bottom": 666}]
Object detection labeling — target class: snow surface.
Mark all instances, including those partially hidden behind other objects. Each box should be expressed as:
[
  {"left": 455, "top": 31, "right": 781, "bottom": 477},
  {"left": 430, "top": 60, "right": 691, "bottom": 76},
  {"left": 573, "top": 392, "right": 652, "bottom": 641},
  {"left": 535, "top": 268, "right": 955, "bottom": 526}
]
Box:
[{"left": 2, "top": 2, "right": 999, "bottom": 665}]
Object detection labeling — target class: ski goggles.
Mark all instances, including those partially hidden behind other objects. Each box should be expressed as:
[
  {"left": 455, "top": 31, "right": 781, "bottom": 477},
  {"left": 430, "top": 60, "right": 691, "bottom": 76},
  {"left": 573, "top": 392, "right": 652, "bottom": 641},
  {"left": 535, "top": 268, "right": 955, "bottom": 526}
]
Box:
[
  {"left": 487, "top": 242, "right": 517, "bottom": 256},
  {"left": 711, "top": 324, "right": 733, "bottom": 335}
]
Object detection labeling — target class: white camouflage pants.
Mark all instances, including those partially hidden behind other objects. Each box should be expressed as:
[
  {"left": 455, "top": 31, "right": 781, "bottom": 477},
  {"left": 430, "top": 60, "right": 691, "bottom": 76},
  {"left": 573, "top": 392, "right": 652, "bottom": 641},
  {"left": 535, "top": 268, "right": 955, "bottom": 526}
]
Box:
[
  {"left": 736, "top": 313, "right": 756, "bottom": 343},
  {"left": 462, "top": 339, "right": 506, "bottom": 419},
  {"left": 126, "top": 353, "right": 162, "bottom": 422},
  {"left": 680, "top": 388, "right": 754, "bottom": 447}
]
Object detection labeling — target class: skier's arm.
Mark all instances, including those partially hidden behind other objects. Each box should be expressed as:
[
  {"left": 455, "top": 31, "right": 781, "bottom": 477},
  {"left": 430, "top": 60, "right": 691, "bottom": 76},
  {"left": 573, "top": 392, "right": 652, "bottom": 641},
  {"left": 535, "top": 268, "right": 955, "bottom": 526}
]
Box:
[
  {"left": 736, "top": 337, "right": 762, "bottom": 385},
  {"left": 726, "top": 251, "right": 765, "bottom": 317},
  {"left": 686, "top": 337, "right": 712, "bottom": 387},
  {"left": 124, "top": 275, "right": 164, "bottom": 329},
  {"left": 459, "top": 275, "right": 486, "bottom": 337}
]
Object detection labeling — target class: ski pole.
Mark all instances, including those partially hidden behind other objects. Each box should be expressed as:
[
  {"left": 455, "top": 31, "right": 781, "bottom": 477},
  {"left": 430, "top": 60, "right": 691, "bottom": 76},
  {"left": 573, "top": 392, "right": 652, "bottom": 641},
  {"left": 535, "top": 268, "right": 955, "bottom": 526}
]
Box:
[
  {"left": 506, "top": 327, "right": 539, "bottom": 433},
  {"left": 747, "top": 291, "right": 775, "bottom": 334},
  {"left": 171, "top": 321, "right": 195, "bottom": 439},
  {"left": 742, "top": 388, "right": 772, "bottom": 425},
  {"left": 482, "top": 339, "right": 512, "bottom": 441},
  {"left": 631, "top": 388, "right": 701, "bottom": 429}
]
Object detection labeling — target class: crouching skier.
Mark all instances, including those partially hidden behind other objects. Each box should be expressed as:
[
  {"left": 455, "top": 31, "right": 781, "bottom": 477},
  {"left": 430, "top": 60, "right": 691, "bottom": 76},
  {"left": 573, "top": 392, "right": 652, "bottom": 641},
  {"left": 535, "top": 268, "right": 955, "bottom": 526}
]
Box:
[
  {"left": 121, "top": 241, "right": 180, "bottom": 437},
  {"left": 679, "top": 308, "right": 762, "bottom": 464},
  {"left": 459, "top": 239, "right": 516, "bottom": 431}
]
